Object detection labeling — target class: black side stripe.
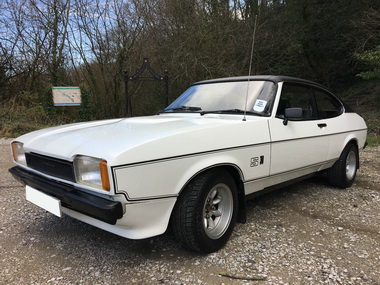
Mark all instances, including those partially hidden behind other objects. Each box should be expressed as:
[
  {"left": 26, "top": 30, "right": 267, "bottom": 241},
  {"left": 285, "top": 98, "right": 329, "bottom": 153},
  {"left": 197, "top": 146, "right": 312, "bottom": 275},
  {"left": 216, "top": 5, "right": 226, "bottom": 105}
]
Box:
[{"left": 112, "top": 128, "right": 366, "bottom": 201}]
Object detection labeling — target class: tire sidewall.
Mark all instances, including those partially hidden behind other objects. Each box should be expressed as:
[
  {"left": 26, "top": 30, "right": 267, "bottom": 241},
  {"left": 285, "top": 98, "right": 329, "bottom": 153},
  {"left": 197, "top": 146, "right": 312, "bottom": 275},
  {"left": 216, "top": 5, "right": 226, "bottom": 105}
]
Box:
[
  {"left": 344, "top": 145, "right": 359, "bottom": 186},
  {"left": 329, "top": 143, "right": 359, "bottom": 188},
  {"left": 194, "top": 170, "right": 238, "bottom": 253}
]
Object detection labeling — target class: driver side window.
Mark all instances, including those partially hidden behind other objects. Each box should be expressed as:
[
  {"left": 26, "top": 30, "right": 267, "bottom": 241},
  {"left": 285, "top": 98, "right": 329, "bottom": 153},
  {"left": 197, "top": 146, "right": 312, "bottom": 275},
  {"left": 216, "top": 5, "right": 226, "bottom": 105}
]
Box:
[{"left": 276, "top": 84, "right": 317, "bottom": 120}]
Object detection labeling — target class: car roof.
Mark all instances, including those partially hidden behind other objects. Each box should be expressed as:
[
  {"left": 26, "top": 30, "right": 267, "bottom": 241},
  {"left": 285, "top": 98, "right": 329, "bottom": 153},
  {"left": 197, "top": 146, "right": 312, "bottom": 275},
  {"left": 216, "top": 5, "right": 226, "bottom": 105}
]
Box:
[{"left": 193, "top": 75, "right": 328, "bottom": 90}]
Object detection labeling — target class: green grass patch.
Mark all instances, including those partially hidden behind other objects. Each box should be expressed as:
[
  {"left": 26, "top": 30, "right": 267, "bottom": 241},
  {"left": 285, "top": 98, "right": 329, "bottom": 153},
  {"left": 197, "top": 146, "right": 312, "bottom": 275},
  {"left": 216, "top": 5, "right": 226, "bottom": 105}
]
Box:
[
  {"left": 0, "top": 91, "right": 83, "bottom": 138},
  {"left": 366, "top": 135, "right": 380, "bottom": 147}
]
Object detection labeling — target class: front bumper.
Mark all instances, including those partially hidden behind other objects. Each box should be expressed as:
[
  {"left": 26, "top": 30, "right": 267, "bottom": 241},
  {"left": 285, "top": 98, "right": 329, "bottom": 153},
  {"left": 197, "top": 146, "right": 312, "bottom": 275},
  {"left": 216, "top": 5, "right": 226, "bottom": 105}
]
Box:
[{"left": 9, "top": 166, "right": 123, "bottom": 225}]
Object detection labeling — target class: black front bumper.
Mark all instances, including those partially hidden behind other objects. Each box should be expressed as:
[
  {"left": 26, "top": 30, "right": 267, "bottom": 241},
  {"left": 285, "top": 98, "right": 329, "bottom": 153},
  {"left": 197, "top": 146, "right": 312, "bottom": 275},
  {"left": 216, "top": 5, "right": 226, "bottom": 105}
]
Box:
[{"left": 9, "top": 166, "right": 123, "bottom": 225}]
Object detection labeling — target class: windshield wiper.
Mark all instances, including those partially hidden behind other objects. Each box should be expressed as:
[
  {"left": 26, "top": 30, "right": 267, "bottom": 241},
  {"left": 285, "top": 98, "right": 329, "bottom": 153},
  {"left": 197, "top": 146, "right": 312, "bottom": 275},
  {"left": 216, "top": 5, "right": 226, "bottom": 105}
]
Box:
[
  {"left": 157, "top": 106, "right": 202, "bottom": 114},
  {"left": 200, "top": 109, "right": 268, "bottom": 117},
  {"left": 201, "top": 109, "right": 247, "bottom": 115}
]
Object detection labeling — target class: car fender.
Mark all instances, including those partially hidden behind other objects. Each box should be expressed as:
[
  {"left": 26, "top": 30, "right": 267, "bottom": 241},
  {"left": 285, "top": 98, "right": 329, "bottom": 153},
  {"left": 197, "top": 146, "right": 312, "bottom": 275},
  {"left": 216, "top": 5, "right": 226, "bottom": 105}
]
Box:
[
  {"left": 112, "top": 151, "right": 246, "bottom": 201},
  {"left": 328, "top": 133, "right": 361, "bottom": 162},
  {"left": 174, "top": 154, "right": 245, "bottom": 196}
]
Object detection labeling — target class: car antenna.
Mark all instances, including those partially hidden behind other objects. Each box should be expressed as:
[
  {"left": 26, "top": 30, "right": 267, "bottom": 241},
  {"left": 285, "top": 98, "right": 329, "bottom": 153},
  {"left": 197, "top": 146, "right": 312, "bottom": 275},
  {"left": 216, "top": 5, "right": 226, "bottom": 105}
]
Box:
[{"left": 243, "top": 14, "right": 258, "bottom": 122}]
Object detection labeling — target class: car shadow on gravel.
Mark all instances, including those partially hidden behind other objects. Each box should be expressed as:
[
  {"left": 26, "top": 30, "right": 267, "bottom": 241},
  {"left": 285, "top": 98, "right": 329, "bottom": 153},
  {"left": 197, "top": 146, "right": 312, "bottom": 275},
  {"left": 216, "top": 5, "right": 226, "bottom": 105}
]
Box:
[{"left": 24, "top": 210, "right": 201, "bottom": 261}]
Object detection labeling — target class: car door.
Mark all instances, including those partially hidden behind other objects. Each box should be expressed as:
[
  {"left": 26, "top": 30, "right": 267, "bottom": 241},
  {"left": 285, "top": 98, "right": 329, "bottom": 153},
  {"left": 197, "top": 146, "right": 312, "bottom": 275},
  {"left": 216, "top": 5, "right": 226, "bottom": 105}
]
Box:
[
  {"left": 313, "top": 87, "right": 346, "bottom": 161},
  {"left": 268, "top": 82, "right": 330, "bottom": 182}
]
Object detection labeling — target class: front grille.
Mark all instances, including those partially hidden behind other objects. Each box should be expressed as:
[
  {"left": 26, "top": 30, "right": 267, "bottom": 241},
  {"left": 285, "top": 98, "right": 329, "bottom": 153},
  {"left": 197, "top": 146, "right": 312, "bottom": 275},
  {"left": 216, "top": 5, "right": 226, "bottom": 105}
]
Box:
[{"left": 26, "top": 153, "right": 75, "bottom": 182}]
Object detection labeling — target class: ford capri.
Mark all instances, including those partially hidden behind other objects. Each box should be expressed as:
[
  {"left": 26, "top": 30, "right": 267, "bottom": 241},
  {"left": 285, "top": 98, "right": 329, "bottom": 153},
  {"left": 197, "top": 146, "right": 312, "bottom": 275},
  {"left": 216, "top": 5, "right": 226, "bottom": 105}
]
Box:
[{"left": 9, "top": 76, "right": 367, "bottom": 253}]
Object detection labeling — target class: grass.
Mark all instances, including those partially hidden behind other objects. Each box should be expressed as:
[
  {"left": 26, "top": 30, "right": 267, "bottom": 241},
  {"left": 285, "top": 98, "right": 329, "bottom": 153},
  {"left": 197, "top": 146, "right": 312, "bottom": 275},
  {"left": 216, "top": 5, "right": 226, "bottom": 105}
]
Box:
[
  {"left": 0, "top": 90, "right": 87, "bottom": 138},
  {"left": 366, "top": 136, "right": 380, "bottom": 147}
]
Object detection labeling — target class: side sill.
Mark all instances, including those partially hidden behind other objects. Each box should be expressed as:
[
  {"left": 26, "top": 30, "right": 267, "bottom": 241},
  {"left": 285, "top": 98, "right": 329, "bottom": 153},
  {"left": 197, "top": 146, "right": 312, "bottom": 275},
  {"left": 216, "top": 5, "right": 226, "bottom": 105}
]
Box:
[{"left": 245, "top": 172, "right": 317, "bottom": 201}]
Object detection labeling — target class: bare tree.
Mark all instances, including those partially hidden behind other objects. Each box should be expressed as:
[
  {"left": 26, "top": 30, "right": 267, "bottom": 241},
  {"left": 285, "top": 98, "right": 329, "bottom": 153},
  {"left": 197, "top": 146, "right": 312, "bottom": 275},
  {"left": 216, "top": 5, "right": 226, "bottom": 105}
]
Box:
[
  {"left": 0, "top": 0, "right": 71, "bottom": 95},
  {"left": 68, "top": 0, "right": 146, "bottom": 117}
]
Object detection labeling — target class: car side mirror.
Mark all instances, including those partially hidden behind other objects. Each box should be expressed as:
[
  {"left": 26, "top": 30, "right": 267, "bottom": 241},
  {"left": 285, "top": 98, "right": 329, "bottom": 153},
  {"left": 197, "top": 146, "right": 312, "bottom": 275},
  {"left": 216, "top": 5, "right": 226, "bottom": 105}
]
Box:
[{"left": 283, "top": 108, "right": 303, "bottom": 126}]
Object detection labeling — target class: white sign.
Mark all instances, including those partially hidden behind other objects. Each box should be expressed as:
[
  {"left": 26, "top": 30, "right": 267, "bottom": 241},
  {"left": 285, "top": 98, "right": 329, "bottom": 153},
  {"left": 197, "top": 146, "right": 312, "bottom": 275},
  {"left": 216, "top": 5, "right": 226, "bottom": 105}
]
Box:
[
  {"left": 253, "top": 99, "right": 267, "bottom": 113},
  {"left": 53, "top": 87, "right": 81, "bottom": 106}
]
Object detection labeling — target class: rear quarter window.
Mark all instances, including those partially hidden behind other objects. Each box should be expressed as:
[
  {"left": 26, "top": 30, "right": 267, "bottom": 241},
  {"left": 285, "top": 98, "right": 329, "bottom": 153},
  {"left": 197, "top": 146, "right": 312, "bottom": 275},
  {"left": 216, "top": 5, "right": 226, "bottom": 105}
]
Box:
[{"left": 314, "top": 89, "right": 343, "bottom": 119}]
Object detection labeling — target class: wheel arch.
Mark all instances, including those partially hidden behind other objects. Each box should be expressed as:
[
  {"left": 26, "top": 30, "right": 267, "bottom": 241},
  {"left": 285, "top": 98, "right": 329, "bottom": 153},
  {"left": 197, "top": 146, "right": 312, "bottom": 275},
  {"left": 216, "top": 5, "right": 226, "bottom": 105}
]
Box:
[
  {"left": 221, "top": 165, "right": 247, "bottom": 224},
  {"left": 346, "top": 137, "right": 358, "bottom": 148},
  {"left": 175, "top": 163, "right": 247, "bottom": 224},
  {"left": 329, "top": 134, "right": 360, "bottom": 166}
]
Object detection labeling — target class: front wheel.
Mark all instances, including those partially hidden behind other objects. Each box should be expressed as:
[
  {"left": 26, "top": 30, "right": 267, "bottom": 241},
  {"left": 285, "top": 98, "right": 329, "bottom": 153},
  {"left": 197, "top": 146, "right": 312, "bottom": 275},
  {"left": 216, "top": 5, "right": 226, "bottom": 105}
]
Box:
[
  {"left": 171, "top": 169, "right": 238, "bottom": 253},
  {"left": 328, "top": 143, "right": 359, "bottom": 188}
]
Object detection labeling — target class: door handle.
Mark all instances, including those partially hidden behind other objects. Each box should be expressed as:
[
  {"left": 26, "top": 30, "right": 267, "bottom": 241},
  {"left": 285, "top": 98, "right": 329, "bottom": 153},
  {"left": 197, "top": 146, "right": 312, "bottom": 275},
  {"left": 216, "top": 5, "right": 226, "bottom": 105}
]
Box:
[{"left": 318, "top": 123, "right": 327, "bottom": 128}]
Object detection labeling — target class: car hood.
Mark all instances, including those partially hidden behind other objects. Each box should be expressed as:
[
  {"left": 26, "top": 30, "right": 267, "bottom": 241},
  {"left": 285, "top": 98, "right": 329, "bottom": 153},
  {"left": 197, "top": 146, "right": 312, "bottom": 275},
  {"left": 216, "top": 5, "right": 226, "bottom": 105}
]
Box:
[{"left": 16, "top": 114, "right": 269, "bottom": 165}]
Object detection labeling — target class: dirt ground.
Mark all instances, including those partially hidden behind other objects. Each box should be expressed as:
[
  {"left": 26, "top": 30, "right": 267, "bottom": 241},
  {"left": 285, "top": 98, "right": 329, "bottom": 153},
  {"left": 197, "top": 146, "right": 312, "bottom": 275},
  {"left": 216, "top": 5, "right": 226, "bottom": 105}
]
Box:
[{"left": 1, "top": 138, "right": 379, "bottom": 285}]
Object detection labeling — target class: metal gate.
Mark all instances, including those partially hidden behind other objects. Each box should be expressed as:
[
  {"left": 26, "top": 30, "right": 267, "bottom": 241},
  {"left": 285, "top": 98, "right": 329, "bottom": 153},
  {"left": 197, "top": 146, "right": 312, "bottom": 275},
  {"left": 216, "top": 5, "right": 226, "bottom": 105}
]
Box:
[{"left": 124, "top": 58, "right": 168, "bottom": 117}]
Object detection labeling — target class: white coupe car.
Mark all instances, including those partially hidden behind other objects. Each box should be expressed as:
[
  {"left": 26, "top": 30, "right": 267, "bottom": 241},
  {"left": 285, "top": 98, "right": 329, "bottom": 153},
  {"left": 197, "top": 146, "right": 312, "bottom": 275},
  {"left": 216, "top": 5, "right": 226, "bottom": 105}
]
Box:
[{"left": 10, "top": 76, "right": 367, "bottom": 253}]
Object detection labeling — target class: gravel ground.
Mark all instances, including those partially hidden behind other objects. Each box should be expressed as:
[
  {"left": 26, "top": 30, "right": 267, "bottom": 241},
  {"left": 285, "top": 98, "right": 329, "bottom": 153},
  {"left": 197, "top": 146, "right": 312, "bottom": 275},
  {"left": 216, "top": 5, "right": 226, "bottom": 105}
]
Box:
[{"left": 1, "top": 137, "right": 379, "bottom": 285}]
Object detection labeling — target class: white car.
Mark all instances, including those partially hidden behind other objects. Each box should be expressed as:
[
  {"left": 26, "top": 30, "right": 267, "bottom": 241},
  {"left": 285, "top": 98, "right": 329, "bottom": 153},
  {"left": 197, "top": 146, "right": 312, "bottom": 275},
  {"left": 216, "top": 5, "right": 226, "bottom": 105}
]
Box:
[{"left": 10, "top": 76, "right": 367, "bottom": 253}]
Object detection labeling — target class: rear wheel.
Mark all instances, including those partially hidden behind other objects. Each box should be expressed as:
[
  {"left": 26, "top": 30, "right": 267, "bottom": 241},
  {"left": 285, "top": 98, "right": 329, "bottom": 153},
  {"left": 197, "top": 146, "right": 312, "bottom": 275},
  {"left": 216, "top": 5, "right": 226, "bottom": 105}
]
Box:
[
  {"left": 328, "top": 143, "right": 358, "bottom": 188},
  {"left": 171, "top": 169, "right": 238, "bottom": 253}
]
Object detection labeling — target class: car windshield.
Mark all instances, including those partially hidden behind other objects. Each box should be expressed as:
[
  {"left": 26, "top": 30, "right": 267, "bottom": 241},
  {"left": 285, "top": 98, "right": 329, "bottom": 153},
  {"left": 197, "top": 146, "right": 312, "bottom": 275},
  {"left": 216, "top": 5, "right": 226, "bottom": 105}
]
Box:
[{"left": 162, "top": 80, "right": 277, "bottom": 116}]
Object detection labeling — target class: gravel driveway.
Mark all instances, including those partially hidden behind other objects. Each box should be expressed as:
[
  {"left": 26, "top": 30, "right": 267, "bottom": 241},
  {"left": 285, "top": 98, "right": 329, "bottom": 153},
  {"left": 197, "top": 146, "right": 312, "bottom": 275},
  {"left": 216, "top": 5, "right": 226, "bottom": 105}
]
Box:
[{"left": 1, "top": 137, "right": 379, "bottom": 285}]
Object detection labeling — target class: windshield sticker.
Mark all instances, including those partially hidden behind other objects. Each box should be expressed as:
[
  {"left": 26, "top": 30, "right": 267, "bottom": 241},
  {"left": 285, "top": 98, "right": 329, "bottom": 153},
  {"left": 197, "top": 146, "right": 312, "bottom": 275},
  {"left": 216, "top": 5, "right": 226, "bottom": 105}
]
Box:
[{"left": 253, "top": 99, "right": 267, "bottom": 112}]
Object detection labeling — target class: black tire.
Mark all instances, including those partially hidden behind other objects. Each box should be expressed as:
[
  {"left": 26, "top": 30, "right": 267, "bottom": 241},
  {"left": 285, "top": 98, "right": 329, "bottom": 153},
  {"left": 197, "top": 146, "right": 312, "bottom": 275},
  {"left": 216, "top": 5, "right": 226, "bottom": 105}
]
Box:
[
  {"left": 171, "top": 169, "right": 238, "bottom": 253},
  {"left": 328, "top": 143, "right": 359, "bottom": 189}
]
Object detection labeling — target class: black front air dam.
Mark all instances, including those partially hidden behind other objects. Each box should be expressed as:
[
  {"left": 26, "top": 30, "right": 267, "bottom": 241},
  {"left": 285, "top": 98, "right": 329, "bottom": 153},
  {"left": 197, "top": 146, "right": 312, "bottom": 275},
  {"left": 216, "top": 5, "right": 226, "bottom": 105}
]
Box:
[{"left": 9, "top": 166, "right": 123, "bottom": 225}]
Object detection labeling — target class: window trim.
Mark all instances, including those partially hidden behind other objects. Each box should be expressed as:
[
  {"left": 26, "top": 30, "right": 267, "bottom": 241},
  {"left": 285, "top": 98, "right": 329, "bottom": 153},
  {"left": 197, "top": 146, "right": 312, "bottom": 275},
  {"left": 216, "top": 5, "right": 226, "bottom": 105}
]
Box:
[
  {"left": 275, "top": 82, "right": 319, "bottom": 121},
  {"left": 312, "top": 87, "right": 344, "bottom": 119}
]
